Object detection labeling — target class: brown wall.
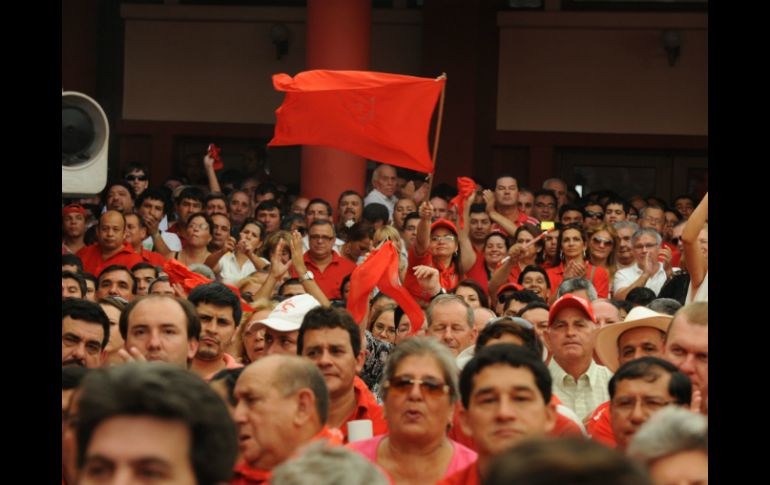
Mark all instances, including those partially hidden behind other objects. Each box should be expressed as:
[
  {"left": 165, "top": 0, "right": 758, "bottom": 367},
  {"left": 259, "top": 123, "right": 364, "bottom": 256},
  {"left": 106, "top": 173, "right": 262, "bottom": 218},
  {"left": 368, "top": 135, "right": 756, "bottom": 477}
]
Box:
[{"left": 497, "top": 12, "right": 707, "bottom": 135}]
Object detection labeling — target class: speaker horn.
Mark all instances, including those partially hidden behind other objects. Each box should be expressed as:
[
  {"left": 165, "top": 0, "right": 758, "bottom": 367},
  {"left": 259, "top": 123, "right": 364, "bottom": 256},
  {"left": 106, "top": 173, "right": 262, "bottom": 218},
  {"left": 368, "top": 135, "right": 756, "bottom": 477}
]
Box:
[{"left": 62, "top": 91, "right": 109, "bottom": 196}]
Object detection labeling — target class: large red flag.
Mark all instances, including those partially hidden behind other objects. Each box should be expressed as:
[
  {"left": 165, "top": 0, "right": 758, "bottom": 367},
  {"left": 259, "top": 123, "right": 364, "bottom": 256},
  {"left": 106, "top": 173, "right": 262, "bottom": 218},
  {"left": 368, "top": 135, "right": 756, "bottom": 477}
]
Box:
[
  {"left": 347, "top": 241, "right": 425, "bottom": 336},
  {"left": 268, "top": 70, "right": 445, "bottom": 174}
]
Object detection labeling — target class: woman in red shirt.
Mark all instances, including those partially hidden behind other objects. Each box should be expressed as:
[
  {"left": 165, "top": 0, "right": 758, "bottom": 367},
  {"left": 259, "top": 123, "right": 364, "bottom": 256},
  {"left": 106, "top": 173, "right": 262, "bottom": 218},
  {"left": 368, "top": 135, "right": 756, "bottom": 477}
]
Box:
[{"left": 546, "top": 223, "right": 610, "bottom": 301}]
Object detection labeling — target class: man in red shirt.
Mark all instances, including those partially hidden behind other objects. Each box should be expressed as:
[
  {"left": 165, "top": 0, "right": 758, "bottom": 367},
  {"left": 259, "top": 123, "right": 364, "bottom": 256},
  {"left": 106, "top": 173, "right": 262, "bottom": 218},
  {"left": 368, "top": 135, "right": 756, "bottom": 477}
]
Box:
[
  {"left": 484, "top": 175, "right": 540, "bottom": 236},
  {"left": 124, "top": 213, "right": 166, "bottom": 267},
  {"left": 300, "top": 220, "right": 356, "bottom": 300},
  {"left": 76, "top": 211, "right": 143, "bottom": 276},
  {"left": 231, "top": 355, "right": 342, "bottom": 484},
  {"left": 440, "top": 344, "right": 556, "bottom": 485},
  {"left": 298, "top": 306, "right": 387, "bottom": 443}
]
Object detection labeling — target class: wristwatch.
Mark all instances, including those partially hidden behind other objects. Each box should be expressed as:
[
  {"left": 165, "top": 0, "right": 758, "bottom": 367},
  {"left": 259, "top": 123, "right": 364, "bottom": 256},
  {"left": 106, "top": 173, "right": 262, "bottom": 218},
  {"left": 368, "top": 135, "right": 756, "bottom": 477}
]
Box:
[{"left": 299, "top": 271, "right": 315, "bottom": 282}]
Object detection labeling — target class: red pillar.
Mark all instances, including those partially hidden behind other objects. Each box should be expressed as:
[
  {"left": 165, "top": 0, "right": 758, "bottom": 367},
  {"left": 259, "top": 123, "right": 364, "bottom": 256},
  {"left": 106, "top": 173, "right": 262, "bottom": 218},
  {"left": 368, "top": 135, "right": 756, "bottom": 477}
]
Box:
[{"left": 301, "top": 0, "right": 370, "bottom": 211}]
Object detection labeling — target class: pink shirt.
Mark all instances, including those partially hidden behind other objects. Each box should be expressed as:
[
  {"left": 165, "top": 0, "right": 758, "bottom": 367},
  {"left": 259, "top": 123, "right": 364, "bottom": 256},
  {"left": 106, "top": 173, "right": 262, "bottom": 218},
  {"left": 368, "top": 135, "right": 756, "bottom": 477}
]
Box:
[{"left": 347, "top": 435, "right": 477, "bottom": 481}]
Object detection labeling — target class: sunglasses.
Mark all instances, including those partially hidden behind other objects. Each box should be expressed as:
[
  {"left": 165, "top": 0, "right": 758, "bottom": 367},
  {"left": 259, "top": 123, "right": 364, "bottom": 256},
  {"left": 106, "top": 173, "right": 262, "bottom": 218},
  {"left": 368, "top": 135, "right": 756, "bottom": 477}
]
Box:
[
  {"left": 385, "top": 376, "right": 449, "bottom": 398},
  {"left": 591, "top": 236, "right": 613, "bottom": 247},
  {"left": 585, "top": 211, "right": 603, "bottom": 219},
  {"left": 125, "top": 175, "right": 148, "bottom": 182}
]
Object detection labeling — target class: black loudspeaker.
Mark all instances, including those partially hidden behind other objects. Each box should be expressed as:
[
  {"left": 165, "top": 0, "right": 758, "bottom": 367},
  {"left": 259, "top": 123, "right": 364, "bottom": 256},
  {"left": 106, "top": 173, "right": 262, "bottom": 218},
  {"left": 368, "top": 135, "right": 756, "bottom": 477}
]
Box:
[{"left": 62, "top": 90, "right": 109, "bottom": 196}]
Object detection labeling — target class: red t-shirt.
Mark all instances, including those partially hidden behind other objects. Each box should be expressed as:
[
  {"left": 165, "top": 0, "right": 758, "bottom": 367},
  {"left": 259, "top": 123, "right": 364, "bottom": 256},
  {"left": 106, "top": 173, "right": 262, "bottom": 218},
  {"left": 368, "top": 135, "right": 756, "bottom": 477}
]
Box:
[
  {"left": 546, "top": 261, "right": 609, "bottom": 298},
  {"left": 140, "top": 248, "right": 167, "bottom": 267},
  {"left": 340, "top": 376, "right": 388, "bottom": 443},
  {"left": 77, "top": 242, "right": 144, "bottom": 276},
  {"left": 404, "top": 246, "right": 460, "bottom": 303},
  {"left": 491, "top": 212, "right": 540, "bottom": 237},
  {"left": 586, "top": 400, "right": 617, "bottom": 448},
  {"left": 464, "top": 248, "right": 491, "bottom": 296},
  {"left": 299, "top": 252, "right": 356, "bottom": 300}
]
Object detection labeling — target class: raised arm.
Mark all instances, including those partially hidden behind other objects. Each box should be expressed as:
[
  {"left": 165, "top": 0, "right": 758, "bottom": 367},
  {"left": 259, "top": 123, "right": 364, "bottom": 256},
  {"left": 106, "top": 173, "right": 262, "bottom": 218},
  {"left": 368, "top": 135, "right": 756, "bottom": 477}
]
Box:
[
  {"left": 203, "top": 153, "right": 222, "bottom": 194},
  {"left": 483, "top": 189, "right": 518, "bottom": 236},
  {"left": 681, "top": 193, "right": 708, "bottom": 288},
  {"left": 289, "top": 230, "right": 331, "bottom": 308},
  {"left": 415, "top": 201, "right": 434, "bottom": 256},
  {"left": 457, "top": 192, "right": 477, "bottom": 274}
]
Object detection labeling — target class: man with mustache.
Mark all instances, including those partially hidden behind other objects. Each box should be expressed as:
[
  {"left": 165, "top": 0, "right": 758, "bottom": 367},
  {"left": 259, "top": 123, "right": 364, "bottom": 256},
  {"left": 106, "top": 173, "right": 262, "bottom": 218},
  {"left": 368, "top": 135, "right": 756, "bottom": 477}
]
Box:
[
  {"left": 337, "top": 190, "right": 364, "bottom": 229},
  {"left": 62, "top": 299, "right": 110, "bottom": 368},
  {"left": 188, "top": 282, "right": 244, "bottom": 380}
]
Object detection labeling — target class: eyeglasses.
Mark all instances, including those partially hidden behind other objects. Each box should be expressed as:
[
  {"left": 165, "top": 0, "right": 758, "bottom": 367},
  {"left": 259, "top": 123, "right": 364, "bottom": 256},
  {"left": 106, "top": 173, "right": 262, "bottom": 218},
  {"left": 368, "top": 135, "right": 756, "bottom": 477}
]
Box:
[
  {"left": 431, "top": 235, "right": 456, "bottom": 242},
  {"left": 612, "top": 396, "right": 674, "bottom": 415},
  {"left": 309, "top": 234, "right": 334, "bottom": 242},
  {"left": 591, "top": 237, "right": 613, "bottom": 247},
  {"left": 125, "top": 175, "right": 148, "bottom": 182},
  {"left": 373, "top": 322, "right": 397, "bottom": 336},
  {"left": 585, "top": 211, "right": 603, "bottom": 219},
  {"left": 385, "top": 376, "right": 450, "bottom": 398},
  {"left": 188, "top": 223, "right": 209, "bottom": 231}
]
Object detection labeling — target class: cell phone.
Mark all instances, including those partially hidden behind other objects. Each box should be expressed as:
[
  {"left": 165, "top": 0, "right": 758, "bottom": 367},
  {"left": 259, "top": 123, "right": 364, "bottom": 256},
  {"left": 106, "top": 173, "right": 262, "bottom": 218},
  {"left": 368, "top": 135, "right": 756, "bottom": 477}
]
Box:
[{"left": 540, "top": 221, "right": 555, "bottom": 231}]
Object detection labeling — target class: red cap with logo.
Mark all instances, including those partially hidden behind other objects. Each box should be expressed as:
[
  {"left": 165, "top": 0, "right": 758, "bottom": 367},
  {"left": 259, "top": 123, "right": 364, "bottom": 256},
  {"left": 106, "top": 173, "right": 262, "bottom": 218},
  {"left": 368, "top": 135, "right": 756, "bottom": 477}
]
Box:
[{"left": 548, "top": 294, "right": 596, "bottom": 327}]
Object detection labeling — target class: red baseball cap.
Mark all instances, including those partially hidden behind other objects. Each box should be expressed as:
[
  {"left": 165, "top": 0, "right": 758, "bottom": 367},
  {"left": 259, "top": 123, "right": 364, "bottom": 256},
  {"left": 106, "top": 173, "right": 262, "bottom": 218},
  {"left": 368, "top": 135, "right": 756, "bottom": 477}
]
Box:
[
  {"left": 62, "top": 204, "right": 87, "bottom": 217},
  {"left": 430, "top": 218, "right": 458, "bottom": 236},
  {"left": 495, "top": 281, "right": 523, "bottom": 300},
  {"left": 548, "top": 294, "right": 596, "bottom": 327}
]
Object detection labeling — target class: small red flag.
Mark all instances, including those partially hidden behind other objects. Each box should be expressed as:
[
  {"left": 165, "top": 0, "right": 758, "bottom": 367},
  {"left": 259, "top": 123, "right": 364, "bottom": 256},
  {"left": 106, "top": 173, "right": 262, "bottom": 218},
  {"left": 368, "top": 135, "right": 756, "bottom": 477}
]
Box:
[
  {"left": 448, "top": 177, "right": 478, "bottom": 229},
  {"left": 347, "top": 241, "right": 425, "bottom": 335},
  {"left": 207, "top": 143, "right": 224, "bottom": 170},
  {"left": 162, "top": 259, "right": 254, "bottom": 313},
  {"left": 268, "top": 70, "right": 445, "bottom": 174}
]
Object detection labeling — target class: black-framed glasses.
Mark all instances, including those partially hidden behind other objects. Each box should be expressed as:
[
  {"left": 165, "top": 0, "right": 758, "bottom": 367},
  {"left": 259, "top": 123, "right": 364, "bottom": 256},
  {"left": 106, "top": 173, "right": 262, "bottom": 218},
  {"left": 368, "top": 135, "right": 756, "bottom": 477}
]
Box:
[
  {"left": 125, "top": 174, "right": 148, "bottom": 182},
  {"left": 384, "top": 376, "right": 450, "bottom": 398}
]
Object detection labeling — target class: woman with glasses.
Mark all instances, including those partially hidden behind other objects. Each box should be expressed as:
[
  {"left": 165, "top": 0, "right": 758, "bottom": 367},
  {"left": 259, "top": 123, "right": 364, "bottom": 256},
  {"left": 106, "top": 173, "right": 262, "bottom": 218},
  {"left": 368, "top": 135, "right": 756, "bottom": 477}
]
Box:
[
  {"left": 210, "top": 218, "right": 270, "bottom": 286},
  {"left": 235, "top": 299, "right": 277, "bottom": 365},
  {"left": 368, "top": 303, "right": 398, "bottom": 344},
  {"left": 171, "top": 212, "right": 213, "bottom": 267},
  {"left": 587, "top": 223, "right": 620, "bottom": 281},
  {"left": 546, "top": 223, "right": 610, "bottom": 301},
  {"left": 348, "top": 337, "right": 477, "bottom": 483},
  {"left": 404, "top": 200, "right": 469, "bottom": 304}
]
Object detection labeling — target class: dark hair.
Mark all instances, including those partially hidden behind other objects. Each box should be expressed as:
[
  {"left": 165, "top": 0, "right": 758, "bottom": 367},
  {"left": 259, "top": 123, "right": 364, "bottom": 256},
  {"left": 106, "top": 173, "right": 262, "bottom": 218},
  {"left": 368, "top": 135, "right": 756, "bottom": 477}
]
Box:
[
  {"left": 339, "top": 274, "right": 351, "bottom": 300},
  {"left": 119, "top": 295, "right": 201, "bottom": 342},
  {"left": 452, "top": 279, "right": 490, "bottom": 309},
  {"left": 62, "top": 270, "right": 87, "bottom": 298},
  {"left": 338, "top": 190, "right": 363, "bottom": 205},
  {"left": 131, "top": 262, "right": 158, "bottom": 276},
  {"left": 346, "top": 222, "right": 374, "bottom": 243},
  {"left": 103, "top": 179, "right": 136, "bottom": 201},
  {"left": 518, "top": 265, "right": 552, "bottom": 290},
  {"left": 76, "top": 363, "right": 238, "bottom": 485},
  {"left": 279, "top": 278, "right": 303, "bottom": 296},
  {"left": 485, "top": 436, "right": 652, "bottom": 485},
  {"left": 176, "top": 186, "right": 205, "bottom": 206},
  {"left": 281, "top": 213, "right": 307, "bottom": 233},
  {"left": 255, "top": 182, "right": 280, "bottom": 199},
  {"left": 533, "top": 189, "right": 557, "bottom": 202},
  {"left": 256, "top": 199, "right": 282, "bottom": 215},
  {"left": 519, "top": 300, "right": 551, "bottom": 317},
  {"left": 205, "top": 192, "right": 228, "bottom": 206},
  {"left": 605, "top": 197, "right": 631, "bottom": 214},
  {"left": 558, "top": 203, "right": 583, "bottom": 221},
  {"left": 626, "top": 287, "right": 657, "bottom": 307},
  {"left": 460, "top": 343, "right": 551, "bottom": 410},
  {"left": 186, "top": 211, "right": 214, "bottom": 236},
  {"left": 362, "top": 203, "right": 389, "bottom": 225},
  {"left": 240, "top": 218, "right": 266, "bottom": 238},
  {"left": 188, "top": 282, "right": 242, "bottom": 327},
  {"left": 402, "top": 211, "right": 421, "bottom": 227},
  {"left": 474, "top": 320, "right": 543, "bottom": 357},
  {"left": 122, "top": 162, "right": 147, "bottom": 178},
  {"left": 210, "top": 367, "right": 245, "bottom": 407},
  {"left": 97, "top": 265, "right": 137, "bottom": 295},
  {"left": 306, "top": 198, "right": 333, "bottom": 218},
  {"left": 609, "top": 356, "right": 692, "bottom": 407},
  {"left": 504, "top": 290, "right": 545, "bottom": 312},
  {"left": 468, "top": 203, "right": 489, "bottom": 216},
  {"left": 62, "top": 299, "right": 111, "bottom": 349},
  {"left": 81, "top": 272, "right": 97, "bottom": 288},
  {"left": 136, "top": 188, "right": 171, "bottom": 215},
  {"left": 297, "top": 306, "right": 362, "bottom": 357},
  {"left": 62, "top": 254, "right": 84, "bottom": 272},
  {"left": 147, "top": 275, "right": 170, "bottom": 293}
]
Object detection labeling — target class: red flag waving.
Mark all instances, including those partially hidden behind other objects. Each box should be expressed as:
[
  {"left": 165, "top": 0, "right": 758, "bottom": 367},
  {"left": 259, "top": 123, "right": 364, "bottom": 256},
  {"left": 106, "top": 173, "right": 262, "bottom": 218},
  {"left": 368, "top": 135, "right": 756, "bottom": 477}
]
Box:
[
  {"left": 162, "top": 259, "right": 254, "bottom": 313},
  {"left": 449, "top": 177, "right": 478, "bottom": 229},
  {"left": 268, "top": 70, "right": 445, "bottom": 174},
  {"left": 347, "top": 241, "right": 425, "bottom": 335}
]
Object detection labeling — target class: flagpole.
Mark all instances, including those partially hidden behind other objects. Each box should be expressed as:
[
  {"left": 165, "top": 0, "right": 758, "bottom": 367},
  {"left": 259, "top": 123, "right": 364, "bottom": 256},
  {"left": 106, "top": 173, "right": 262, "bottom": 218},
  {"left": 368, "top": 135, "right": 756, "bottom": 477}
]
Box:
[{"left": 425, "top": 72, "right": 447, "bottom": 199}]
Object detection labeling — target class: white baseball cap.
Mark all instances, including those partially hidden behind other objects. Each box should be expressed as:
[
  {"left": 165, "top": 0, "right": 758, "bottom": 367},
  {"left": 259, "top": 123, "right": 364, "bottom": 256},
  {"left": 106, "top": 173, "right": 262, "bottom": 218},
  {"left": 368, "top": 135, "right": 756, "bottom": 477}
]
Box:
[{"left": 260, "top": 294, "right": 321, "bottom": 332}]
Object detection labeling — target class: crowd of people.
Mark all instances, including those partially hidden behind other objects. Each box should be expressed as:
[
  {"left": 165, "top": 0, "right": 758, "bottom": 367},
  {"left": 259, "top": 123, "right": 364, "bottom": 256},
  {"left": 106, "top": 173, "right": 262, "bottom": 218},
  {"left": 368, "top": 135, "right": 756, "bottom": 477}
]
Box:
[{"left": 61, "top": 159, "right": 708, "bottom": 484}]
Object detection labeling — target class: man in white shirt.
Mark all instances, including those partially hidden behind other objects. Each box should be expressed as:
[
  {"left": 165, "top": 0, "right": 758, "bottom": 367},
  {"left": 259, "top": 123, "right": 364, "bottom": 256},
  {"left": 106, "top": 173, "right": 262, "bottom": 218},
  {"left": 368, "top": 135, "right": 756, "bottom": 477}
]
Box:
[
  {"left": 613, "top": 228, "right": 670, "bottom": 300},
  {"left": 363, "top": 163, "right": 398, "bottom": 219},
  {"left": 136, "top": 188, "right": 182, "bottom": 256},
  {"left": 546, "top": 294, "right": 613, "bottom": 422}
]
